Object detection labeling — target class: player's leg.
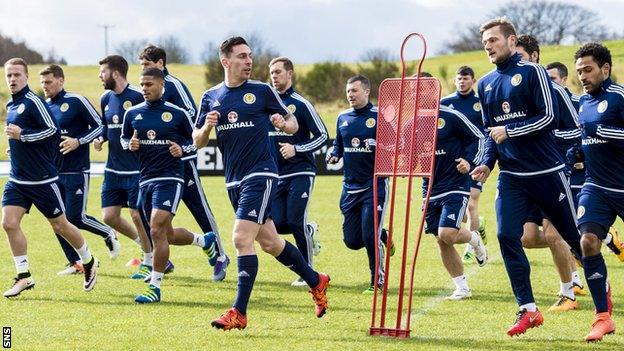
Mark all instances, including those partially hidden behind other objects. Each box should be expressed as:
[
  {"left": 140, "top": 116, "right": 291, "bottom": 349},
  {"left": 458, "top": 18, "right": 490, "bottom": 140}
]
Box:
[
  {"left": 36, "top": 182, "right": 98, "bottom": 292},
  {"left": 182, "top": 161, "right": 228, "bottom": 279},
  {"left": 462, "top": 183, "right": 485, "bottom": 262},
  {"left": 340, "top": 190, "right": 365, "bottom": 252},
  {"left": 496, "top": 174, "right": 542, "bottom": 336},
  {"left": 51, "top": 175, "right": 83, "bottom": 274},
  {"left": 271, "top": 178, "right": 289, "bottom": 234},
  {"left": 1, "top": 183, "right": 35, "bottom": 298},
  {"left": 285, "top": 176, "right": 315, "bottom": 278},
  {"left": 576, "top": 186, "right": 616, "bottom": 341},
  {"left": 257, "top": 218, "right": 329, "bottom": 317},
  {"left": 360, "top": 190, "right": 384, "bottom": 292},
  {"left": 540, "top": 220, "right": 578, "bottom": 311},
  {"left": 67, "top": 173, "right": 119, "bottom": 259}
]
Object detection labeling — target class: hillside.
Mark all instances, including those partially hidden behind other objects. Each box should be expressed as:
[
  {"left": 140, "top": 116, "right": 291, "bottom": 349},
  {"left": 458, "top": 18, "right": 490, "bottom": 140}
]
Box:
[{"left": 0, "top": 39, "right": 622, "bottom": 161}]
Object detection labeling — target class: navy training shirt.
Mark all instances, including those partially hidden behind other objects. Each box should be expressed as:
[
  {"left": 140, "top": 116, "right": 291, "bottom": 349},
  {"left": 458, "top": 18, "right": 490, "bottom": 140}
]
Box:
[
  {"left": 100, "top": 84, "right": 144, "bottom": 175},
  {"left": 269, "top": 87, "right": 328, "bottom": 177},
  {"left": 48, "top": 90, "right": 102, "bottom": 173},
  {"left": 578, "top": 78, "right": 624, "bottom": 192},
  {"left": 121, "top": 99, "right": 195, "bottom": 185},
  {"left": 196, "top": 80, "right": 290, "bottom": 188},
  {"left": 423, "top": 105, "right": 485, "bottom": 199},
  {"left": 163, "top": 68, "right": 198, "bottom": 162},
  {"left": 6, "top": 86, "right": 60, "bottom": 184},
  {"left": 330, "top": 102, "right": 380, "bottom": 192},
  {"left": 440, "top": 90, "right": 484, "bottom": 132},
  {"left": 478, "top": 53, "right": 564, "bottom": 176}
]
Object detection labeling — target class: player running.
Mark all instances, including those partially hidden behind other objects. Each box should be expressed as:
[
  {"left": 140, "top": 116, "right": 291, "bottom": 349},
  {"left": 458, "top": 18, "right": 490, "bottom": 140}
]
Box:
[
  {"left": 573, "top": 42, "right": 621, "bottom": 342},
  {"left": 471, "top": 18, "right": 583, "bottom": 337},
  {"left": 122, "top": 68, "right": 217, "bottom": 303},
  {"left": 139, "top": 45, "right": 229, "bottom": 281},
  {"left": 424, "top": 100, "right": 487, "bottom": 300},
  {"left": 39, "top": 64, "right": 119, "bottom": 275},
  {"left": 269, "top": 56, "right": 327, "bottom": 286},
  {"left": 440, "top": 66, "right": 488, "bottom": 263},
  {"left": 2, "top": 58, "right": 98, "bottom": 297},
  {"left": 194, "top": 37, "right": 330, "bottom": 330}
]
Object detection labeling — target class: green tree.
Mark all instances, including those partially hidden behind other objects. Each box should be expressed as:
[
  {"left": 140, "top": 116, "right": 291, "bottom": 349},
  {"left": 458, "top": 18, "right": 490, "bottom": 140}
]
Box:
[{"left": 298, "top": 62, "right": 355, "bottom": 103}]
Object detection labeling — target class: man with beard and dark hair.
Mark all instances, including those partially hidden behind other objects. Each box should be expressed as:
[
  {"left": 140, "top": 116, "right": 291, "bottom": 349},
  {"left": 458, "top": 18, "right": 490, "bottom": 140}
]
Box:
[{"left": 95, "top": 55, "right": 159, "bottom": 279}]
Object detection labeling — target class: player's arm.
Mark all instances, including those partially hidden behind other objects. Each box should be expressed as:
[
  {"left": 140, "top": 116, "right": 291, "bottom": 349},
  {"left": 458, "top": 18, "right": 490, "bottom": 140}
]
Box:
[
  {"left": 326, "top": 117, "right": 344, "bottom": 164},
  {"left": 453, "top": 108, "right": 485, "bottom": 171},
  {"left": 12, "top": 101, "right": 58, "bottom": 143},
  {"left": 596, "top": 116, "right": 624, "bottom": 147},
  {"left": 552, "top": 85, "right": 581, "bottom": 141},
  {"left": 120, "top": 110, "right": 133, "bottom": 150},
  {"left": 169, "top": 80, "right": 197, "bottom": 120},
  {"left": 471, "top": 90, "right": 496, "bottom": 181},
  {"left": 504, "top": 66, "right": 557, "bottom": 138},
  {"left": 293, "top": 102, "right": 328, "bottom": 153},
  {"left": 179, "top": 111, "right": 198, "bottom": 155},
  {"left": 74, "top": 96, "right": 104, "bottom": 145},
  {"left": 192, "top": 94, "right": 216, "bottom": 149},
  {"left": 266, "top": 85, "right": 298, "bottom": 134}
]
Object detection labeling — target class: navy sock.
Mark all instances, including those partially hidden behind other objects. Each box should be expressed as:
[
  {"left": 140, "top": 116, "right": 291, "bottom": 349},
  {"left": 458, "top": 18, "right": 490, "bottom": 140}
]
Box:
[
  {"left": 275, "top": 241, "right": 320, "bottom": 287},
  {"left": 583, "top": 253, "right": 609, "bottom": 313},
  {"left": 380, "top": 228, "right": 388, "bottom": 245},
  {"left": 233, "top": 255, "right": 258, "bottom": 316}
]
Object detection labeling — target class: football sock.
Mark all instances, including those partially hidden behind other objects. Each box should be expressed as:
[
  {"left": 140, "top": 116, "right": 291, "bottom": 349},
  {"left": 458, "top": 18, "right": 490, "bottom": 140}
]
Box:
[
  {"left": 602, "top": 233, "right": 612, "bottom": 245},
  {"left": 275, "top": 241, "right": 320, "bottom": 287},
  {"left": 75, "top": 244, "right": 93, "bottom": 264},
  {"left": 150, "top": 271, "right": 164, "bottom": 289},
  {"left": 519, "top": 303, "right": 537, "bottom": 312},
  {"left": 452, "top": 274, "right": 469, "bottom": 291},
  {"left": 233, "top": 255, "right": 258, "bottom": 316},
  {"left": 469, "top": 231, "right": 480, "bottom": 247},
  {"left": 559, "top": 280, "right": 575, "bottom": 299},
  {"left": 583, "top": 253, "right": 609, "bottom": 313},
  {"left": 13, "top": 255, "right": 29, "bottom": 274},
  {"left": 192, "top": 233, "right": 205, "bottom": 247},
  {"left": 143, "top": 252, "right": 153, "bottom": 266},
  {"left": 572, "top": 270, "right": 583, "bottom": 287}
]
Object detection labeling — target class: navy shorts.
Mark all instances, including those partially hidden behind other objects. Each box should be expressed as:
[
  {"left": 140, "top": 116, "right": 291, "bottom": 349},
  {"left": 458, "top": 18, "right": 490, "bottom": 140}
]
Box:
[
  {"left": 101, "top": 172, "right": 140, "bottom": 209},
  {"left": 227, "top": 176, "right": 276, "bottom": 224},
  {"left": 138, "top": 180, "right": 183, "bottom": 218},
  {"left": 424, "top": 193, "right": 469, "bottom": 235},
  {"left": 2, "top": 180, "right": 65, "bottom": 218},
  {"left": 577, "top": 185, "right": 624, "bottom": 240}
]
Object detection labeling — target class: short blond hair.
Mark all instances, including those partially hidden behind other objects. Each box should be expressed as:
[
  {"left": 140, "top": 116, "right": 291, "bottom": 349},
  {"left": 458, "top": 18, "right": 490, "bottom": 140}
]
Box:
[
  {"left": 479, "top": 17, "right": 517, "bottom": 38},
  {"left": 4, "top": 58, "right": 28, "bottom": 74}
]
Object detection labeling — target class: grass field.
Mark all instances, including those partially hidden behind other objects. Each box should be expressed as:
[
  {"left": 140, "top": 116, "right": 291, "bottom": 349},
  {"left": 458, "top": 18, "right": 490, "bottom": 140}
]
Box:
[{"left": 0, "top": 173, "right": 623, "bottom": 350}]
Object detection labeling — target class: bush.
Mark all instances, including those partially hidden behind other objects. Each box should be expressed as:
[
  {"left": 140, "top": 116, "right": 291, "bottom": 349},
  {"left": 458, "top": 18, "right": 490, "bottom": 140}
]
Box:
[{"left": 298, "top": 62, "right": 355, "bottom": 103}]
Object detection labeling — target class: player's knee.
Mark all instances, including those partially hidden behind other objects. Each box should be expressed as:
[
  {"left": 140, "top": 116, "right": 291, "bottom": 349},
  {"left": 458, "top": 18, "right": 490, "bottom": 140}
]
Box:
[
  {"left": 1, "top": 216, "right": 20, "bottom": 233},
  {"left": 544, "top": 230, "right": 562, "bottom": 246},
  {"left": 438, "top": 229, "right": 456, "bottom": 246},
  {"left": 343, "top": 236, "right": 361, "bottom": 250},
  {"left": 579, "top": 223, "right": 605, "bottom": 256},
  {"left": 520, "top": 234, "right": 534, "bottom": 248},
  {"left": 232, "top": 232, "right": 254, "bottom": 251},
  {"left": 467, "top": 201, "right": 477, "bottom": 215},
  {"left": 129, "top": 210, "right": 142, "bottom": 223},
  {"left": 102, "top": 212, "right": 117, "bottom": 226}
]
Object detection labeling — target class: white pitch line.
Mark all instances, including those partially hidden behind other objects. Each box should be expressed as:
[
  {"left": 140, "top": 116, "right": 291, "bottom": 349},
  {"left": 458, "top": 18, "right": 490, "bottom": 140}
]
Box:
[{"left": 407, "top": 251, "right": 502, "bottom": 324}]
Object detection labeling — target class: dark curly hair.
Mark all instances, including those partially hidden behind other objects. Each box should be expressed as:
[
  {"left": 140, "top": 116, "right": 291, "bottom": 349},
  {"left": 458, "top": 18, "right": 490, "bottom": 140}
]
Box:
[{"left": 574, "top": 42, "right": 612, "bottom": 75}]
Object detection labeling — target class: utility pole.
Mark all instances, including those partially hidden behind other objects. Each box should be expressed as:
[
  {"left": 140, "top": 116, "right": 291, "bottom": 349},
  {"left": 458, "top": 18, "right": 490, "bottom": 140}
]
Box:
[{"left": 98, "top": 24, "right": 114, "bottom": 56}]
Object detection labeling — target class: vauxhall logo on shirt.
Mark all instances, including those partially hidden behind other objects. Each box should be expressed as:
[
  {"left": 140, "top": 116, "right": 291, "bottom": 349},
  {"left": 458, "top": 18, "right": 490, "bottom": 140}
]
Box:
[
  {"left": 215, "top": 110, "right": 255, "bottom": 132},
  {"left": 493, "top": 101, "right": 527, "bottom": 123}
]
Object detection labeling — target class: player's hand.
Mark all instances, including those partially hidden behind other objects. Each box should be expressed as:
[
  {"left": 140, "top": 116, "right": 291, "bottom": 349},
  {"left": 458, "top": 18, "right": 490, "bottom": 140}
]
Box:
[
  {"left": 455, "top": 158, "right": 471, "bottom": 174},
  {"left": 574, "top": 162, "right": 584, "bottom": 170},
  {"left": 326, "top": 153, "right": 340, "bottom": 164},
  {"left": 168, "top": 140, "right": 183, "bottom": 158},
  {"left": 470, "top": 165, "right": 491, "bottom": 182},
  {"left": 489, "top": 126, "right": 508, "bottom": 144},
  {"left": 59, "top": 136, "right": 79, "bottom": 154},
  {"left": 271, "top": 113, "right": 286, "bottom": 130},
  {"left": 93, "top": 137, "right": 104, "bottom": 151},
  {"left": 5, "top": 123, "right": 22, "bottom": 140},
  {"left": 5, "top": 147, "right": 10, "bottom": 158},
  {"left": 129, "top": 129, "right": 140, "bottom": 151},
  {"left": 205, "top": 111, "right": 220, "bottom": 127},
  {"left": 278, "top": 142, "right": 296, "bottom": 159}
]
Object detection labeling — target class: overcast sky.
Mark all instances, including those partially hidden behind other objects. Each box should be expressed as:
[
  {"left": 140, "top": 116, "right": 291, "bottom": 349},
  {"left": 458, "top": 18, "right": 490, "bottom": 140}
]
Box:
[{"left": 2, "top": 0, "right": 622, "bottom": 65}]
